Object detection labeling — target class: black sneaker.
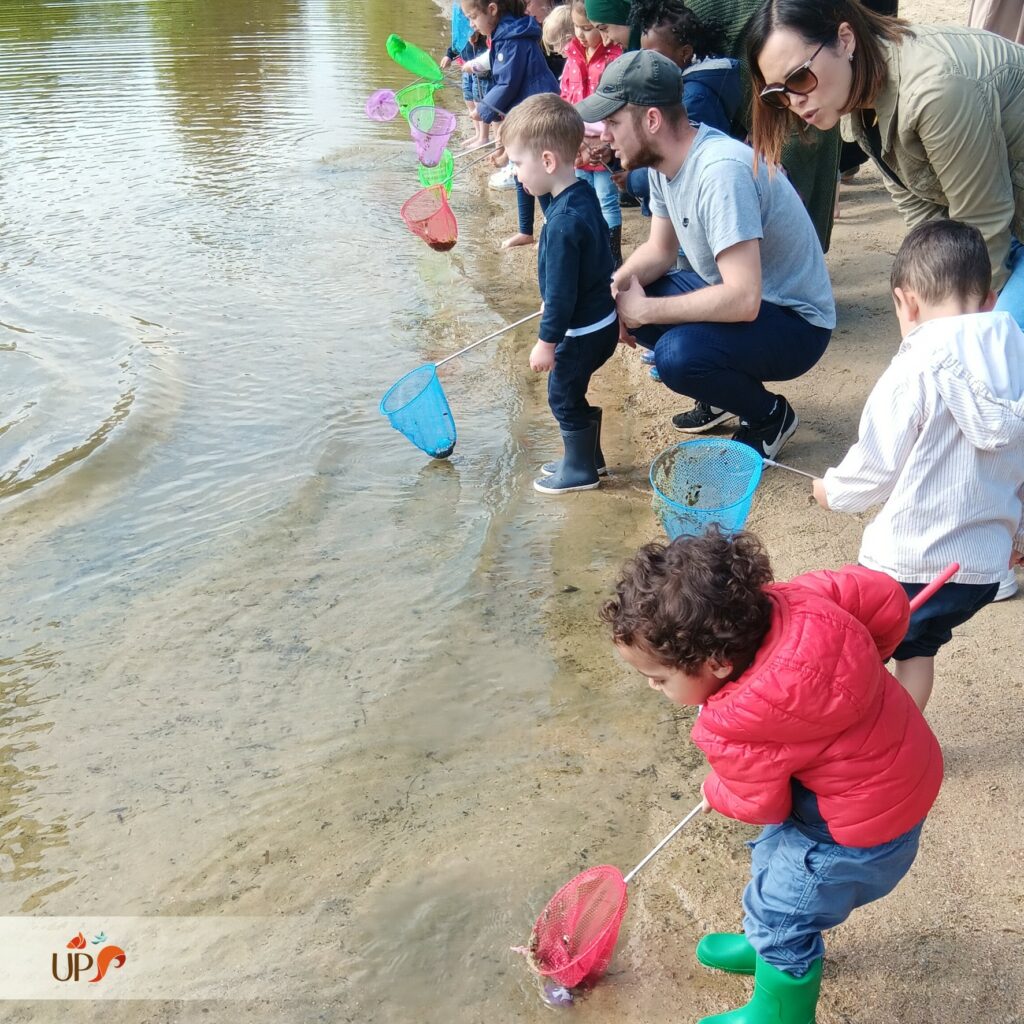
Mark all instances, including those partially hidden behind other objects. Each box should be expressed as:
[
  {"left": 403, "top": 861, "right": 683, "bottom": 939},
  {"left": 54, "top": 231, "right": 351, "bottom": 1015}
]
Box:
[
  {"left": 618, "top": 190, "right": 641, "bottom": 209},
  {"left": 671, "top": 402, "right": 734, "bottom": 433},
  {"left": 732, "top": 397, "right": 799, "bottom": 459}
]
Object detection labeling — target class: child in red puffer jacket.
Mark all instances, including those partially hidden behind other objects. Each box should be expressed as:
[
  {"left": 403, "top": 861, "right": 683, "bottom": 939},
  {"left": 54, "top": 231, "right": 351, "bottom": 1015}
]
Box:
[{"left": 602, "top": 526, "right": 942, "bottom": 1024}]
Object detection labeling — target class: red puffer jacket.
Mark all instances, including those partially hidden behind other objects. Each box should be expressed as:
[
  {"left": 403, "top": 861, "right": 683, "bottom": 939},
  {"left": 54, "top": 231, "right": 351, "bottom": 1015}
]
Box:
[
  {"left": 560, "top": 36, "right": 622, "bottom": 172},
  {"left": 692, "top": 565, "right": 943, "bottom": 847}
]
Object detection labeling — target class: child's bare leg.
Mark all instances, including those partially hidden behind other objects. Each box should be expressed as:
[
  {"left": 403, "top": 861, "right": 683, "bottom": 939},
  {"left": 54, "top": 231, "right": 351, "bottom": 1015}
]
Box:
[{"left": 894, "top": 656, "right": 935, "bottom": 711}]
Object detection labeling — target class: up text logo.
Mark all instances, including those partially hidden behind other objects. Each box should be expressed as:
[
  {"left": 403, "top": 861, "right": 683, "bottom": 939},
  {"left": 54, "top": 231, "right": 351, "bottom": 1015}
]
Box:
[{"left": 51, "top": 930, "right": 127, "bottom": 984}]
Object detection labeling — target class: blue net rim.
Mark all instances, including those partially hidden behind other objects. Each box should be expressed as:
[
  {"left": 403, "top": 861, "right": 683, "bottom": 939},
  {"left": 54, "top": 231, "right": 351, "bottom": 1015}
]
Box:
[
  {"left": 649, "top": 438, "right": 763, "bottom": 514},
  {"left": 379, "top": 363, "right": 439, "bottom": 417}
]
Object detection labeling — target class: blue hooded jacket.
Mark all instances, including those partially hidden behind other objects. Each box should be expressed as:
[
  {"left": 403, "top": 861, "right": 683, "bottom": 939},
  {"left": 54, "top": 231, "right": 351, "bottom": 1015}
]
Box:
[
  {"left": 682, "top": 57, "right": 743, "bottom": 138},
  {"left": 477, "top": 14, "right": 559, "bottom": 123}
]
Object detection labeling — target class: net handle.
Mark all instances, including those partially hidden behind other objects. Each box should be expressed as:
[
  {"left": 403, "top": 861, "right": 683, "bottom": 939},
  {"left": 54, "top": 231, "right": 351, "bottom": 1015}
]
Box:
[
  {"left": 908, "top": 562, "right": 960, "bottom": 611},
  {"left": 762, "top": 457, "right": 817, "bottom": 480},
  {"left": 623, "top": 800, "right": 704, "bottom": 884},
  {"left": 435, "top": 310, "right": 541, "bottom": 367}
]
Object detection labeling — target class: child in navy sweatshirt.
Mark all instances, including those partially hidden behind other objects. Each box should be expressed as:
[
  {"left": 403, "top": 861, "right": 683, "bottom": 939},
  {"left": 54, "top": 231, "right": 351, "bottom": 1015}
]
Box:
[{"left": 500, "top": 93, "right": 618, "bottom": 495}]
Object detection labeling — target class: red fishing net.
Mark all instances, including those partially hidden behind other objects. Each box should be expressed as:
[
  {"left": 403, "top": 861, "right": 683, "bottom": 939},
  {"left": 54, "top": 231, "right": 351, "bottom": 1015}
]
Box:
[
  {"left": 400, "top": 184, "right": 458, "bottom": 252},
  {"left": 527, "top": 865, "right": 628, "bottom": 988}
]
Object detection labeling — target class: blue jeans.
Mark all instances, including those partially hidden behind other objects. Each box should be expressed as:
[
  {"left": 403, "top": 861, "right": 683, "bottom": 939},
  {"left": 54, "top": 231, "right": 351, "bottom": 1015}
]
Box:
[
  {"left": 742, "top": 818, "right": 924, "bottom": 976},
  {"left": 575, "top": 169, "right": 621, "bottom": 229},
  {"left": 547, "top": 321, "right": 619, "bottom": 431},
  {"left": 630, "top": 270, "right": 832, "bottom": 422},
  {"left": 625, "top": 167, "right": 651, "bottom": 217},
  {"left": 516, "top": 179, "right": 551, "bottom": 236},
  {"left": 994, "top": 237, "right": 1024, "bottom": 329}
]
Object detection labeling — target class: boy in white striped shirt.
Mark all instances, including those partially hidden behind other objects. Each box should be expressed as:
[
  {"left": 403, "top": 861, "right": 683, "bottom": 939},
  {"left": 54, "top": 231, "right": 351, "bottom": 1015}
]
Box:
[{"left": 812, "top": 220, "right": 1024, "bottom": 712}]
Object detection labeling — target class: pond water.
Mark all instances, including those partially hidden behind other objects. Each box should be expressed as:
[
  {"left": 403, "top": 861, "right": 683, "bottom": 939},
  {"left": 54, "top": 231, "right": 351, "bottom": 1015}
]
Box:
[{"left": 0, "top": 2, "right": 692, "bottom": 1019}]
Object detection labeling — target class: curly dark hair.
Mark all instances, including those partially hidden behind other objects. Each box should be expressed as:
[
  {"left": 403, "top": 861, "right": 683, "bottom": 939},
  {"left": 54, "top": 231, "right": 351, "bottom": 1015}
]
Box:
[
  {"left": 628, "top": 0, "right": 727, "bottom": 61},
  {"left": 600, "top": 527, "right": 775, "bottom": 673}
]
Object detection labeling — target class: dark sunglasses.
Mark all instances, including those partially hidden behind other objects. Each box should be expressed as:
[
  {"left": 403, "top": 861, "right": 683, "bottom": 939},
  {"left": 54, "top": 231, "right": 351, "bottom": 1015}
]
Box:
[{"left": 759, "top": 42, "right": 827, "bottom": 110}]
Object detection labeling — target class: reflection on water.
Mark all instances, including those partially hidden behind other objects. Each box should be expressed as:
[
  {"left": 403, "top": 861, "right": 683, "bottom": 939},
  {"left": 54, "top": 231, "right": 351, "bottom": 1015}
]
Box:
[{"left": 0, "top": 2, "right": 672, "bottom": 1021}]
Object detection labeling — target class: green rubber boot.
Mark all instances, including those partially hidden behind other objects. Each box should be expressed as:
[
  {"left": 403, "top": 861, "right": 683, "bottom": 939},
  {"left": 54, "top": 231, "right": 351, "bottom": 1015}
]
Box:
[
  {"left": 696, "top": 933, "right": 757, "bottom": 975},
  {"left": 698, "top": 956, "right": 821, "bottom": 1024}
]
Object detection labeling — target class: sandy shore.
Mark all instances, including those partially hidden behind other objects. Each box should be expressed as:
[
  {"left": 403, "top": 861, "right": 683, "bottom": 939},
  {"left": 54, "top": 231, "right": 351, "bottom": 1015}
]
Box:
[{"left": 470, "top": 1, "right": 1024, "bottom": 1020}]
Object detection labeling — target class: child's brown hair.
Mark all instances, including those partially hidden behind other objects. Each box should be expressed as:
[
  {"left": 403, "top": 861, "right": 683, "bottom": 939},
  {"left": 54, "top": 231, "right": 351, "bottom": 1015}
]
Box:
[
  {"left": 500, "top": 92, "right": 584, "bottom": 163},
  {"left": 890, "top": 219, "right": 992, "bottom": 306},
  {"left": 461, "top": 0, "right": 527, "bottom": 16},
  {"left": 601, "top": 527, "right": 774, "bottom": 673}
]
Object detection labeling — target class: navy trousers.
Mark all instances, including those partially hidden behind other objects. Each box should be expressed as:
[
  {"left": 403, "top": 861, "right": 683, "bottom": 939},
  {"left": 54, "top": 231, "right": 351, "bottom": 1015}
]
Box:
[{"left": 629, "top": 270, "right": 831, "bottom": 422}]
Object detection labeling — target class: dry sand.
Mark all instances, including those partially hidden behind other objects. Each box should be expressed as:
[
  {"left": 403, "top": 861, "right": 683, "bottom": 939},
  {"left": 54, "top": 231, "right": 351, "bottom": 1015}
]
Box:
[{"left": 483, "top": 1, "right": 1024, "bottom": 1020}]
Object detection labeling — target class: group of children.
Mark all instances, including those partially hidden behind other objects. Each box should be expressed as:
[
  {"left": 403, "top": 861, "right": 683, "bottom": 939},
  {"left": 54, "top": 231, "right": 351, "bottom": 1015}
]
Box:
[{"left": 439, "top": 3, "right": 1024, "bottom": 1021}]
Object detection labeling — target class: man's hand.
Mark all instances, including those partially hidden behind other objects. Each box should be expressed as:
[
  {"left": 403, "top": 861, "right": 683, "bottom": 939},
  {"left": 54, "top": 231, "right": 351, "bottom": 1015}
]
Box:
[
  {"left": 615, "top": 275, "right": 649, "bottom": 329},
  {"left": 530, "top": 340, "right": 556, "bottom": 372},
  {"left": 611, "top": 169, "right": 629, "bottom": 190},
  {"left": 618, "top": 319, "right": 636, "bottom": 348},
  {"left": 812, "top": 478, "right": 830, "bottom": 509}
]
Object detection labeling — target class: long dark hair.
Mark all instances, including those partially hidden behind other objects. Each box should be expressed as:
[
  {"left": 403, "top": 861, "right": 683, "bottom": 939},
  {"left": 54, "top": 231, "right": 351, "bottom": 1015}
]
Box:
[
  {"left": 629, "top": 0, "right": 727, "bottom": 61},
  {"left": 746, "top": 0, "right": 911, "bottom": 167}
]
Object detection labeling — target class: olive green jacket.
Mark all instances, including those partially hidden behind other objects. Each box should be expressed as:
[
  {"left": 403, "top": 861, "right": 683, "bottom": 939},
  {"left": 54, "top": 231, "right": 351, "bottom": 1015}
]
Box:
[
  {"left": 688, "top": 0, "right": 839, "bottom": 251},
  {"left": 849, "top": 25, "right": 1024, "bottom": 290}
]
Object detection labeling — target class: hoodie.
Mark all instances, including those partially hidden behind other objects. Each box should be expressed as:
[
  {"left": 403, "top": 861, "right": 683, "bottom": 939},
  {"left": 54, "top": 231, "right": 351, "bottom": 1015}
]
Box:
[
  {"left": 682, "top": 57, "right": 743, "bottom": 139},
  {"left": 823, "top": 311, "right": 1024, "bottom": 583},
  {"left": 476, "top": 14, "right": 559, "bottom": 124}
]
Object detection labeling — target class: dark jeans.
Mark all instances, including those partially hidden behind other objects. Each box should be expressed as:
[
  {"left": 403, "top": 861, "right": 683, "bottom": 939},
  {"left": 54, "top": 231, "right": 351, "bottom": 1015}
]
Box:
[
  {"left": 625, "top": 167, "right": 652, "bottom": 217},
  {"left": 548, "top": 320, "right": 619, "bottom": 431},
  {"left": 516, "top": 179, "right": 551, "bottom": 236},
  {"left": 892, "top": 580, "right": 999, "bottom": 660},
  {"left": 629, "top": 270, "right": 831, "bottom": 422}
]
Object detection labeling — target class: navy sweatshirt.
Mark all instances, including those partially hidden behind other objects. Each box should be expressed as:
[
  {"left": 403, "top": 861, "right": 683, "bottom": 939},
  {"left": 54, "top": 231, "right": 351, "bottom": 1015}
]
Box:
[{"left": 537, "top": 180, "right": 615, "bottom": 345}]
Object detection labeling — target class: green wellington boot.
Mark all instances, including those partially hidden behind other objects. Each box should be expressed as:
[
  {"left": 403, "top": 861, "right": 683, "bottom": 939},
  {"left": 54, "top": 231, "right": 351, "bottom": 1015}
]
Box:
[
  {"left": 696, "top": 933, "right": 757, "bottom": 975},
  {"left": 698, "top": 956, "right": 821, "bottom": 1024}
]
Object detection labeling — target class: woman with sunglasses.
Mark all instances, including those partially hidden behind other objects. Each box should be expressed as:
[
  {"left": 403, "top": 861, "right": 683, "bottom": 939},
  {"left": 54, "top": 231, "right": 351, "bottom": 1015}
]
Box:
[{"left": 746, "top": 0, "right": 1024, "bottom": 327}]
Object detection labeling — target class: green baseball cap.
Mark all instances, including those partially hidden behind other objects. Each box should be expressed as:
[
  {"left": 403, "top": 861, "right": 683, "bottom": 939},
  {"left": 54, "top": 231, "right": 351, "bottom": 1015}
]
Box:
[{"left": 575, "top": 50, "right": 684, "bottom": 122}]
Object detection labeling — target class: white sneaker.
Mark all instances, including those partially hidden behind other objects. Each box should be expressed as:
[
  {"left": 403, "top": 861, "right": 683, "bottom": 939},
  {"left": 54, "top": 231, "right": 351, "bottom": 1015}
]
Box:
[
  {"left": 994, "top": 569, "right": 1019, "bottom": 601},
  {"left": 488, "top": 164, "right": 516, "bottom": 190}
]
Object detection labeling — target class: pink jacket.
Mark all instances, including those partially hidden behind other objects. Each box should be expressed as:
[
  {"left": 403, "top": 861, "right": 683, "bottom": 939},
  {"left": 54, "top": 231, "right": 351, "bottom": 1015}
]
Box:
[
  {"left": 692, "top": 566, "right": 943, "bottom": 847},
  {"left": 560, "top": 36, "right": 622, "bottom": 172}
]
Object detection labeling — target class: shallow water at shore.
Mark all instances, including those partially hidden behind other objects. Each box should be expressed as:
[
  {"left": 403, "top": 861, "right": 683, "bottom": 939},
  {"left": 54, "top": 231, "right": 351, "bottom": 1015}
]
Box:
[{"left": 0, "top": 2, "right": 700, "bottom": 1018}]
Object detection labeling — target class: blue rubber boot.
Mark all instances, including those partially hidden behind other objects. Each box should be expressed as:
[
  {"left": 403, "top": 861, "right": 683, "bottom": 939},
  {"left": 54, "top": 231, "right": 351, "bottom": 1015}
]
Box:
[
  {"left": 533, "top": 421, "right": 600, "bottom": 495},
  {"left": 698, "top": 956, "right": 821, "bottom": 1024},
  {"left": 540, "top": 407, "right": 606, "bottom": 477},
  {"left": 696, "top": 933, "right": 757, "bottom": 975}
]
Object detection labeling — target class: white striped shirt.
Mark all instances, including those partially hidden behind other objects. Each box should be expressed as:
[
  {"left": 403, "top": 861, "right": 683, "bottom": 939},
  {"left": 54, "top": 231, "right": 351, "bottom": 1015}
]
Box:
[{"left": 823, "top": 312, "right": 1024, "bottom": 584}]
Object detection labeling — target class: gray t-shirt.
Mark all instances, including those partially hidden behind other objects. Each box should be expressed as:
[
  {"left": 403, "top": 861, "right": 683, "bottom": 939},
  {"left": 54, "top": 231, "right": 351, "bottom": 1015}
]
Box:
[{"left": 649, "top": 123, "right": 836, "bottom": 329}]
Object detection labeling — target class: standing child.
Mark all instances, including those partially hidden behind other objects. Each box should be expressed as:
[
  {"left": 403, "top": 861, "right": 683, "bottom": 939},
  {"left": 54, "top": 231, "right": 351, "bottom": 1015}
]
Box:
[
  {"left": 559, "top": 1, "right": 624, "bottom": 264},
  {"left": 603, "top": 527, "right": 943, "bottom": 1023},
  {"left": 499, "top": 93, "right": 618, "bottom": 494},
  {"left": 460, "top": 0, "right": 560, "bottom": 249},
  {"left": 814, "top": 220, "right": 1024, "bottom": 711},
  {"left": 441, "top": 5, "right": 491, "bottom": 149}
]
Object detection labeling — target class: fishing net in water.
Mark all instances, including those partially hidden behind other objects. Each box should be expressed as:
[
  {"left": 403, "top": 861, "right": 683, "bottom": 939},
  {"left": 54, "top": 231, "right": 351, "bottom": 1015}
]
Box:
[
  {"left": 649, "top": 437, "right": 763, "bottom": 540},
  {"left": 401, "top": 185, "right": 458, "bottom": 251},
  {"left": 396, "top": 81, "right": 440, "bottom": 120},
  {"left": 417, "top": 149, "right": 454, "bottom": 193},
  {"left": 525, "top": 865, "right": 628, "bottom": 989},
  {"left": 379, "top": 364, "right": 456, "bottom": 459},
  {"left": 409, "top": 105, "right": 457, "bottom": 166},
  {"left": 365, "top": 89, "right": 399, "bottom": 121}
]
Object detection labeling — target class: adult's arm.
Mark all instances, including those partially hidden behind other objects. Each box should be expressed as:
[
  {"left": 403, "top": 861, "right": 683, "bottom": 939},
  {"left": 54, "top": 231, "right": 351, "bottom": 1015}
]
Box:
[
  {"left": 618, "top": 238, "right": 762, "bottom": 326},
  {"left": 612, "top": 213, "right": 679, "bottom": 290},
  {"left": 902, "top": 73, "right": 1017, "bottom": 289}
]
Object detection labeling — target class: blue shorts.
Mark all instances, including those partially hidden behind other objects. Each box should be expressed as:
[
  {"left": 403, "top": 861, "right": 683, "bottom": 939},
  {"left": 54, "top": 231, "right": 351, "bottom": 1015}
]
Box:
[
  {"left": 892, "top": 580, "right": 998, "bottom": 660},
  {"left": 742, "top": 818, "right": 924, "bottom": 975}
]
